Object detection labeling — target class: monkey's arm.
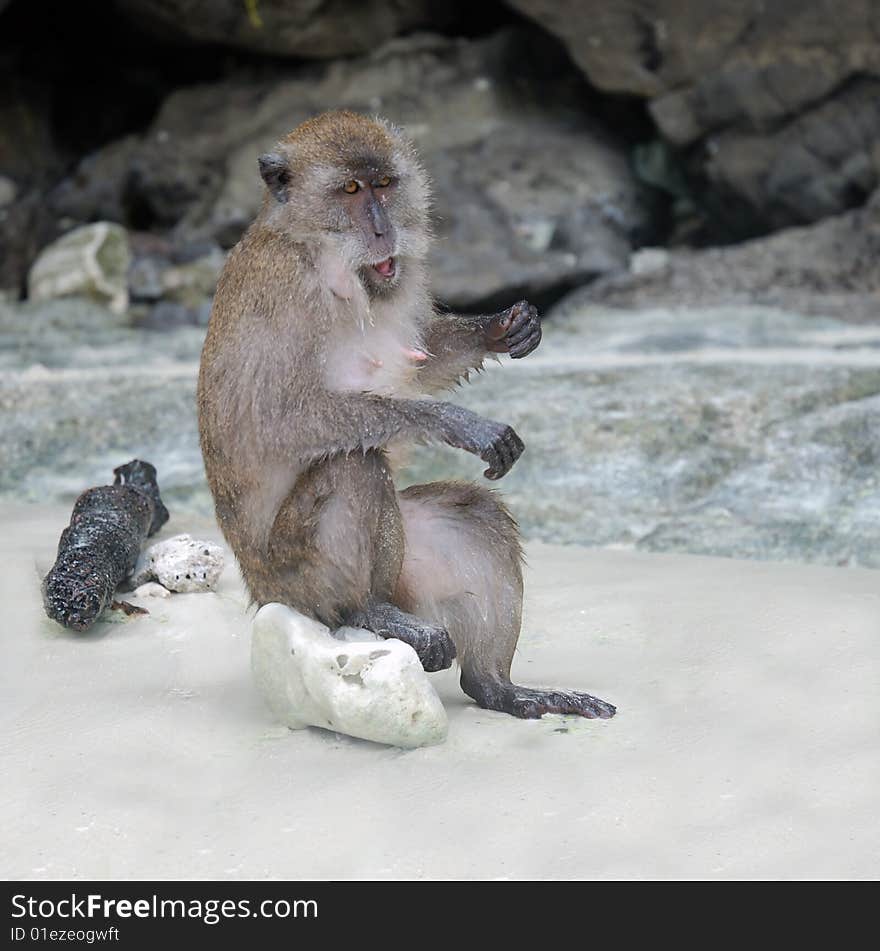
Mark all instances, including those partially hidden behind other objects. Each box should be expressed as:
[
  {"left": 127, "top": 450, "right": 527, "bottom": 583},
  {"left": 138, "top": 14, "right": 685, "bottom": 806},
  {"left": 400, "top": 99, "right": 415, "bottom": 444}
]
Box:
[
  {"left": 298, "top": 394, "right": 524, "bottom": 480},
  {"left": 417, "top": 301, "right": 541, "bottom": 393}
]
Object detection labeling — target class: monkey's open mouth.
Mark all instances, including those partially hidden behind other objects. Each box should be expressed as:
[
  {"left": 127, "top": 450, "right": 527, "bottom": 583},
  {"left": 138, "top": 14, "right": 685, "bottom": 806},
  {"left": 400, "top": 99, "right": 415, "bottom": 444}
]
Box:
[{"left": 372, "top": 257, "right": 396, "bottom": 280}]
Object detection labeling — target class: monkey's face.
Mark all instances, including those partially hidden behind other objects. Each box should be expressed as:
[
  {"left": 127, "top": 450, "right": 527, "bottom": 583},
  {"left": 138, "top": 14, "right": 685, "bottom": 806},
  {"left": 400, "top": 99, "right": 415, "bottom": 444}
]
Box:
[
  {"left": 337, "top": 167, "right": 400, "bottom": 294},
  {"left": 326, "top": 155, "right": 431, "bottom": 298},
  {"left": 258, "top": 112, "right": 432, "bottom": 297}
]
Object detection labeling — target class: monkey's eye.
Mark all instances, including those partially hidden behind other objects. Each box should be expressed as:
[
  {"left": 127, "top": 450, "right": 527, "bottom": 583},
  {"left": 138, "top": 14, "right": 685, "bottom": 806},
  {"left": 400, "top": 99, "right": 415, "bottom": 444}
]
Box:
[
  {"left": 343, "top": 180, "right": 360, "bottom": 194},
  {"left": 375, "top": 175, "right": 392, "bottom": 188}
]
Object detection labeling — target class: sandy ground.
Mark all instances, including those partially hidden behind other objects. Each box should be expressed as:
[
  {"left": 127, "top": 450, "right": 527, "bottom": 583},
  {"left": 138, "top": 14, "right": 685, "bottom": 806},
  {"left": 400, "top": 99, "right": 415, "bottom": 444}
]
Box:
[{"left": 2, "top": 504, "right": 878, "bottom": 881}]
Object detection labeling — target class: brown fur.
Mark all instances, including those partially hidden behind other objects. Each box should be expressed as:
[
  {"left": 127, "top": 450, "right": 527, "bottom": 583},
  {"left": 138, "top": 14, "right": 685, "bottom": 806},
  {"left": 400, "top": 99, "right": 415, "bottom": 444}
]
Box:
[{"left": 197, "top": 111, "right": 615, "bottom": 719}]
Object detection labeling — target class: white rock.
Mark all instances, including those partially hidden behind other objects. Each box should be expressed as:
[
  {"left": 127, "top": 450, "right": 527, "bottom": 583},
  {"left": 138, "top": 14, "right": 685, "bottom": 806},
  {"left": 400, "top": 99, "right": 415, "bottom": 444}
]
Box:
[
  {"left": 251, "top": 603, "right": 448, "bottom": 749},
  {"left": 629, "top": 246, "right": 670, "bottom": 276},
  {"left": 133, "top": 581, "right": 171, "bottom": 599},
  {"left": 131, "top": 534, "right": 224, "bottom": 592},
  {"left": 0, "top": 175, "right": 17, "bottom": 209},
  {"left": 27, "top": 222, "right": 131, "bottom": 314}
]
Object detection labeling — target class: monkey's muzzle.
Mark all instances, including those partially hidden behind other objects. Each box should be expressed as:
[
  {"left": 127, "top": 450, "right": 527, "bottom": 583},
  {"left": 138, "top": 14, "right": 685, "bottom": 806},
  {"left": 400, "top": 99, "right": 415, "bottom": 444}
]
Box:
[{"left": 373, "top": 257, "right": 396, "bottom": 280}]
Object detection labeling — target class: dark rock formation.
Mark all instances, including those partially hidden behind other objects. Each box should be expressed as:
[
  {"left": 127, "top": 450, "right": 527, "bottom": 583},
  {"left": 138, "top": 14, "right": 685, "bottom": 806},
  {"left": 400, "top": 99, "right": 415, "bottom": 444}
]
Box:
[
  {"left": 115, "top": 0, "right": 459, "bottom": 58},
  {"left": 49, "top": 31, "right": 650, "bottom": 309},
  {"left": 507, "top": 0, "right": 880, "bottom": 233},
  {"left": 580, "top": 188, "right": 880, "bottom": 322}
]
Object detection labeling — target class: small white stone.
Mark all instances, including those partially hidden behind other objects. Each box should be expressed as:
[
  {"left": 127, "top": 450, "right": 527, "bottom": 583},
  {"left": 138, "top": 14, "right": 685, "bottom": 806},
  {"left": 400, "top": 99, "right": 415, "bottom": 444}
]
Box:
[
  {"left": 0, "top": 175, "right": 17, "bottom": 209},
  {"left": 133, "top": 581, "right": 171, "bottom": 599},
  {"left": 629, "top": 247, "right": 670, "bottom": 276},
  {"left": 515, "top": 216, "right": 556, "bottom": 253},
  {"left": 27, "top": 222, "right": 131, "bottom": 314},
  {"left": 131, "top": 534, "right": 224, "bottom": 593},
  {"left": 251, "top": 603, "right": 448, "bottom": 749}
]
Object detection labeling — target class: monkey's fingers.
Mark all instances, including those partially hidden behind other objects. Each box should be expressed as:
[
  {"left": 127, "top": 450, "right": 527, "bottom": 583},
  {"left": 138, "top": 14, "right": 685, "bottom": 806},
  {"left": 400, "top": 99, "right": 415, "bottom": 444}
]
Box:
[
  {"left": 508, "top": 427, "right": 525, "bottom": 457},
  {"left": 505, "top": 308, "right": 538, "bottom": 339},
  {"left": 483, "top": 426, "right": 524, "bottom": 479},
  {"left": 355, "top": 604, "right": 457, "bottom": 672},
  {"left": 401, "top": 624, "right": 456, "bottom": 671},
  {"left": 508, "top": 687, "right": 617, "bottom": 719},
  {"left": 417, "top": 631, "right": 457, "bottom": 672},
  {"left": 506, "top": 300, "right": 531, "bottom": 319},
  {"left": 482, "top": 444, "right": 508, "bottom": 480},
  {"left": 506, "top": 306, "right": 541, "bottom": 359},
  {"left": 486, "top": 301, "right": 538, "bottom": 353},
  {"left": 508, "top": 329, "right": 541, "bottom": 359},
  {"left": 482, "top": 451, "right": 503, "bottom": 480},
  {"left": 545, "top": 689, "right": 616, "bottom": 719},
  {"left": 467, "top": 681, "right": 617, "bottom": 719},
  {"left": 504, "top": 302, "right": 535, "bottom": 334}
]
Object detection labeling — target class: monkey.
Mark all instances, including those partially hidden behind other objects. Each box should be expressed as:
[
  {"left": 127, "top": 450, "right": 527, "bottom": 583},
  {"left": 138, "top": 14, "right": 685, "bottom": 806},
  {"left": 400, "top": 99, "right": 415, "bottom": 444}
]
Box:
[{"left": 197, "top": 111, "right": 615, "bottom": 720}]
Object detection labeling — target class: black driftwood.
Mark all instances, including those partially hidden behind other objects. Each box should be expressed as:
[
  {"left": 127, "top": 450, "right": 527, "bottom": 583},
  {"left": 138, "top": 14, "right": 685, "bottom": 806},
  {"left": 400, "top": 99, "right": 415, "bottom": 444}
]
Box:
[{"left": 43, "top": 459, "right": 170, "bottom": 631}]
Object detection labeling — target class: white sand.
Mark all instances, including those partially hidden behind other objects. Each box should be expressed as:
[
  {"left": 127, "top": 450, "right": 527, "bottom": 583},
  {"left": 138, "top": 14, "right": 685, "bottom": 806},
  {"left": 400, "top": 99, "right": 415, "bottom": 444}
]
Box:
[{"left": 2, "top": 504, "right": 878, "bottom": 880}]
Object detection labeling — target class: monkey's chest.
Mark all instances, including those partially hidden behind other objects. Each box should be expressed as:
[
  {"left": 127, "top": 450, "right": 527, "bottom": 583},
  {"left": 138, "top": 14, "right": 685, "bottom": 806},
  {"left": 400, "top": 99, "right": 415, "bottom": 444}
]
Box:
[{"left": 323, "top": 322, "right": 425, "bottom": 397}]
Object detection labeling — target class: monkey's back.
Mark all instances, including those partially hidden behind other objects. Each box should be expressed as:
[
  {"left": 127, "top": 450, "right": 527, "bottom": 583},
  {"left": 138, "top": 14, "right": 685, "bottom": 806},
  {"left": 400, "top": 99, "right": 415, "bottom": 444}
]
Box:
[{"left": 198, "top": 228, "right": 310, "bottom": 566}]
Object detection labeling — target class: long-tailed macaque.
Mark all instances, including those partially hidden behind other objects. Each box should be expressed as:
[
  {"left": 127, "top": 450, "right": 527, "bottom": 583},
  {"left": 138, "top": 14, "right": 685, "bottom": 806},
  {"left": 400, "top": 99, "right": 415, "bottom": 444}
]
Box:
[{"left": 197, "top": 111, "right": 615, "bottom": 719}]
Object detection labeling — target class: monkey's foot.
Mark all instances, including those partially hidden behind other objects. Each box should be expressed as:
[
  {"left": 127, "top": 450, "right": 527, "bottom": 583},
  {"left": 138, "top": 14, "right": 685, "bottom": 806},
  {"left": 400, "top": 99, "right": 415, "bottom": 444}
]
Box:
[
  {"left": 462, "top": 677, "right": 616, "bottom": 719},
  {"left": 347, "top": 603, "right": 456, "bottom": 672},
  {"left": 394, "top": 622, "right": 456, "bottom": 673}
]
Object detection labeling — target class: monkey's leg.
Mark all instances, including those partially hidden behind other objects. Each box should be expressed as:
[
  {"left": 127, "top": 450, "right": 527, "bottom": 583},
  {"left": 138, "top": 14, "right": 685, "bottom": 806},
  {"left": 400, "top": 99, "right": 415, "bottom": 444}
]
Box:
[
  {"left": 395, "top": 482, "right": 616, "bottom": 720},
  {"left": 258, "top": 453, "right": 453, "bottom": 677},
  {"left": 345, "top": 602, "right": 456, "bottom": 672},
  {"left": 255, "top": 455, "right": 453, "bottom": 670},
  {"left": 256, "top": 453, "right": 404, "bottom": 626}
]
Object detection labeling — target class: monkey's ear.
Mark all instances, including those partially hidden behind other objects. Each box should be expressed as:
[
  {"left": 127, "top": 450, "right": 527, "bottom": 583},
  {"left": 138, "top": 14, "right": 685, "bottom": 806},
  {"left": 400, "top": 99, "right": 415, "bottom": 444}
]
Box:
[{"left": 258, "top": 151, "right": 291, "bottom": 203}]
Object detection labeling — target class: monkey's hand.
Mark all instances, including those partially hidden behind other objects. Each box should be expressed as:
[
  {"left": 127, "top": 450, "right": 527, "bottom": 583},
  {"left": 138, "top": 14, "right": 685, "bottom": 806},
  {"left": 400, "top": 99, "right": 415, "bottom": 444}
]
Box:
[
  {"left": 485, "top": 300, "right": 541, "bottom": 359},
  {"left": 438, "top": 405, "right": 525, "bottom": 480},
  {"left": 476, "top": 420, "right": 525, "bottom": 480}
]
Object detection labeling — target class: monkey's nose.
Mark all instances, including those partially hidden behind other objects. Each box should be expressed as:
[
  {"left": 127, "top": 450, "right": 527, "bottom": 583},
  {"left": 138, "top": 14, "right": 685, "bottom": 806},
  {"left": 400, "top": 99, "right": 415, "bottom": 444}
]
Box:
[{"left": 369, "top": 199, "right": 389, "bottom": 236}]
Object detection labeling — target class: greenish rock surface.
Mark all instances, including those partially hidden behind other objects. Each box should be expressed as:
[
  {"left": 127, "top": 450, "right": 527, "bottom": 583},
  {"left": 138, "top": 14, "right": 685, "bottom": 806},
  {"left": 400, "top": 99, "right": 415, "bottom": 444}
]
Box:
[
  {"left": 402, "top": 304, "right": 880, "bottom": 566},
  {"left": 0, "top": 299, "right": 204, "bottom": 511},
  {"left": 2, "top": 296, "right": 879, "bottom": 567}
]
